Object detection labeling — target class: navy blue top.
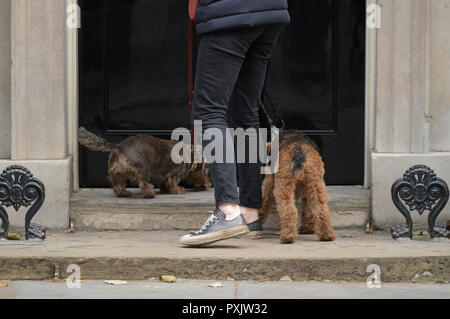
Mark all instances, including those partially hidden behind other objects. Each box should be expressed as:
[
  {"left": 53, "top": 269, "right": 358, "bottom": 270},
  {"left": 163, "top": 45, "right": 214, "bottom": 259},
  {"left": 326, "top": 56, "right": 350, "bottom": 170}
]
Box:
[{"left": 195, "top": 0, "right": 290, "bottom": 35}]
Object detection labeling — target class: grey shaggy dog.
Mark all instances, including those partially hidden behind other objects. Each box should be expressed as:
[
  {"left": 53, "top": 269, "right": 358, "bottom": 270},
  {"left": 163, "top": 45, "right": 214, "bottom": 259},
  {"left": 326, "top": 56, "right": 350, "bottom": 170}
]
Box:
[{"left": 78, "top": 127, "right": 209, "bottom": 198}]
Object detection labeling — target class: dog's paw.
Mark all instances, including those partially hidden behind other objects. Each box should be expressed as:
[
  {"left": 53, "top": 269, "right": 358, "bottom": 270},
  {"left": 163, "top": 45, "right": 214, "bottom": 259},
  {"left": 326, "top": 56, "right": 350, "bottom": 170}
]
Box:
[
  {"left": 161, "top": 186, "right": 186, "bottom": 194},
  {"left": 319, "top": 233, "right": 336, "bottom": 242},
  {"left": 142, "top": 191, "right": 156, "bottom": 199},
  {"left": 175, "top": 186, "right": 186, "bottom": 194},
  {"left": 115, "top": 190, "right": 133, "bottom": 198},
  {"left": 280, "top": 233, "right": 297, "bottom": 244}
]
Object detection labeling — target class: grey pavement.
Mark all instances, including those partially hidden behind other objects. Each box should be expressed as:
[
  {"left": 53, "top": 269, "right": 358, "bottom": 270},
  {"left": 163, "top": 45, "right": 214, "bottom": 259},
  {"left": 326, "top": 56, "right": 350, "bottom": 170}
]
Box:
[
  {"left": 1, "top": 229, "right": 448, "bottom": 260},
  {"left": 0, "top": 230, "right": 448, "bottom": 282},
  {"left": 0, "top": 280, "right": 448, "bottom": 299}
]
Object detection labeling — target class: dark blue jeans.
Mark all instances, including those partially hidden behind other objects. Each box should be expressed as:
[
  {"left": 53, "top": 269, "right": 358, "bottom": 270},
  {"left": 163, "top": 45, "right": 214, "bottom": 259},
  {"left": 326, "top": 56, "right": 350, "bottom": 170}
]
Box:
[{"left": 192, "top": 25, "right": 282, "bottom": 209}]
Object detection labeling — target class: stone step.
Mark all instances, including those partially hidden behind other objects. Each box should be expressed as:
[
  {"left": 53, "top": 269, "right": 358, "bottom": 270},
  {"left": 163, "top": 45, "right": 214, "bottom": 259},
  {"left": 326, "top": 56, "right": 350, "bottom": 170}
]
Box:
[
  {"left": 0, "top": 230, "right": 448, "bottom": 283},
  {"left": 70, "top": 186, "right": 370, "bottom": 231}
]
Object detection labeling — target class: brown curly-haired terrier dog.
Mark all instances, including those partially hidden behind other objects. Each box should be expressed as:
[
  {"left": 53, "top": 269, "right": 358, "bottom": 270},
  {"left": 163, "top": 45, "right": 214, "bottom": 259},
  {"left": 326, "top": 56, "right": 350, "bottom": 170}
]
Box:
[
  {"left": 259, "top": 131, "right": 336, "bottom": 244},
  {"left": 78, "top": 127, "right": 209, "bottom": 198}
]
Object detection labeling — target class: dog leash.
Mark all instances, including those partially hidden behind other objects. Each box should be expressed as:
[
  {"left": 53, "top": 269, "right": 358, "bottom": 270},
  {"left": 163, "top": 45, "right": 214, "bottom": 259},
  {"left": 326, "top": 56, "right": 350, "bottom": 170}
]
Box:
[
  {"left": 261, "top": 91, "right": 285, "bottom": 132},
  {"left": 188, "top": 21, "right": 195, "bottom": 114},
  {"left": 188, "top": 0, "right": 198, "bottom": 160},
  {"left": 261, "top": 57, "right": 285, "bottom": 132},
  {"left": 188, "top": 0, "right": 197, "bottom": 114}
]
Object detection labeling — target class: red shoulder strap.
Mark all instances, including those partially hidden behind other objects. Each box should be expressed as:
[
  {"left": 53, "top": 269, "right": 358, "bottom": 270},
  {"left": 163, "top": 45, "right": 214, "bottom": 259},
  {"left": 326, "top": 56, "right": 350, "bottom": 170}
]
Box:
[
  {"left": 189, "top": 20, "right": 194, "bottom": 114},
  {"left": 189, "top": 0, "right": 198, "bottom": 21},
  {"left": 188, "top": 4, "right": 196, "bottom": 148},
  {"left": 188, "top": 0, "right": 198, "bottom": 115}
]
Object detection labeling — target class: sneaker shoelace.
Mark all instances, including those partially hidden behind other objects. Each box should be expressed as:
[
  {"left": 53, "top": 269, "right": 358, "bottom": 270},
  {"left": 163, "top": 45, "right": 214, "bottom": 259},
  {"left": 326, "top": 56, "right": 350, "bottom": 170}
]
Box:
[{"left": 193, "top": 211, "right": 218, "bottom": 235}]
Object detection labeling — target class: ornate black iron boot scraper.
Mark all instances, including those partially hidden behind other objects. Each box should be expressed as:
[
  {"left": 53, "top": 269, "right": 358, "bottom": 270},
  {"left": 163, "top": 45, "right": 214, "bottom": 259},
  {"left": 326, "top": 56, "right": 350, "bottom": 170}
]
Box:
[
  {"left": 391, "top": 165, "right": 449, "bottom": 240},
  {"left": 0, "top": 165, "right": 46, "bottom": 240}
]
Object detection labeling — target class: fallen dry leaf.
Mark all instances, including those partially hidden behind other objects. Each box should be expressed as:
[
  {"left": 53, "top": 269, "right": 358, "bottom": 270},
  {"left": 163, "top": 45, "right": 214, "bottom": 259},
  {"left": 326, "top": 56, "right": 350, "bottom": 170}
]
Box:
[
  {"left": 414, "top": 231, "right": 428, "bottom": 236},
  {"left": 51, "top": 234, "right": 58, "bottom": 237},
  {"left": 209, "top": 282, "right": 223, "bottom": 288},
  {"left": 258, "top": 278, "right": 271, "bottom": 283},
  {"left": 280, "top": 276, "right": 292, "bottom": 281},
  {"left": 49, "top": 279, "right": 65, "bottom": 283},
  {"left": 158, "top": 275, "right": 176, "bottom": 283},
  {"left": 0, "top": 283, "right": 8, "bottom": 288},
  {"left": 7, "top": 233, "right": 21, "bottom": 240},
  {"left": 104, "top": 280, "right": 127, "bottom": 285}
]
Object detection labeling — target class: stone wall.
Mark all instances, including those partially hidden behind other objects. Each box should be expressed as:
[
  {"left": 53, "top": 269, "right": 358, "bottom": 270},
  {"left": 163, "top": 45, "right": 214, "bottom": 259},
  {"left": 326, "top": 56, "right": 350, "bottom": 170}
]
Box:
[
  {"left": 0, "top": 0, "right": 71, "bottom": 229},
  {"left": 11, "top": 0, "right": 67, "bottom": 160},
  {"left": 0, "top": 0, "right": 11, "bottom": 159},
  {"left": 372, "top": 0, "right": 450, "bottom": 229},
  {"left": 429, "top": 0, "right": 450, "bottom": 152}
]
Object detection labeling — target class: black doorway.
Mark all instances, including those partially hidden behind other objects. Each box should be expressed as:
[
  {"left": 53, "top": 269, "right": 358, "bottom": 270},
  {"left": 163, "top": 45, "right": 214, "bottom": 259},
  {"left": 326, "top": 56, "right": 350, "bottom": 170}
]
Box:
[{"left": 78, "top": 0, "right": 366, "bottom": 187}]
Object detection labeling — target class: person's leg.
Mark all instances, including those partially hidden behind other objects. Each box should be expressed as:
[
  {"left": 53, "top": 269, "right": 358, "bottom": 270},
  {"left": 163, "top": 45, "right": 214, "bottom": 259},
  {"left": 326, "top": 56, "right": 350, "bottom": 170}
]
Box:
[
  {"left": 192, "top": 28, "right": 263, "bottom": 218},
  {"left": 180, "top": 28, "right": 270, "bottom": 246},
  {"left": 227, "top": 25, "right": 283, "bottom": 223}
]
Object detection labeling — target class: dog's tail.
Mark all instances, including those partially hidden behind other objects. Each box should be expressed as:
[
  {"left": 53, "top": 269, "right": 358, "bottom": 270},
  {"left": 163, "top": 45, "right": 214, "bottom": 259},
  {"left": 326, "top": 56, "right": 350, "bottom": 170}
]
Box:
[
  {"left": 291, "top": 147, "right": 306, "bottom": 175},
  {"left": 78, "top": 127, "right": 117, "bottom": 153}
]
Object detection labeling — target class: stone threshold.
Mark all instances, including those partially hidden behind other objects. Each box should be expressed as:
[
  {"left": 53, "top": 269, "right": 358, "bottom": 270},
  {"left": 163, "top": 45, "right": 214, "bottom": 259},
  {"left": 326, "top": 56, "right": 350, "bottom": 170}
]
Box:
[
  {"left": 70, "top": 186, "right": 370, "bottom": 231},
  {"left": 0, "top": 230, "right": 448, "bottom": 283}
]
